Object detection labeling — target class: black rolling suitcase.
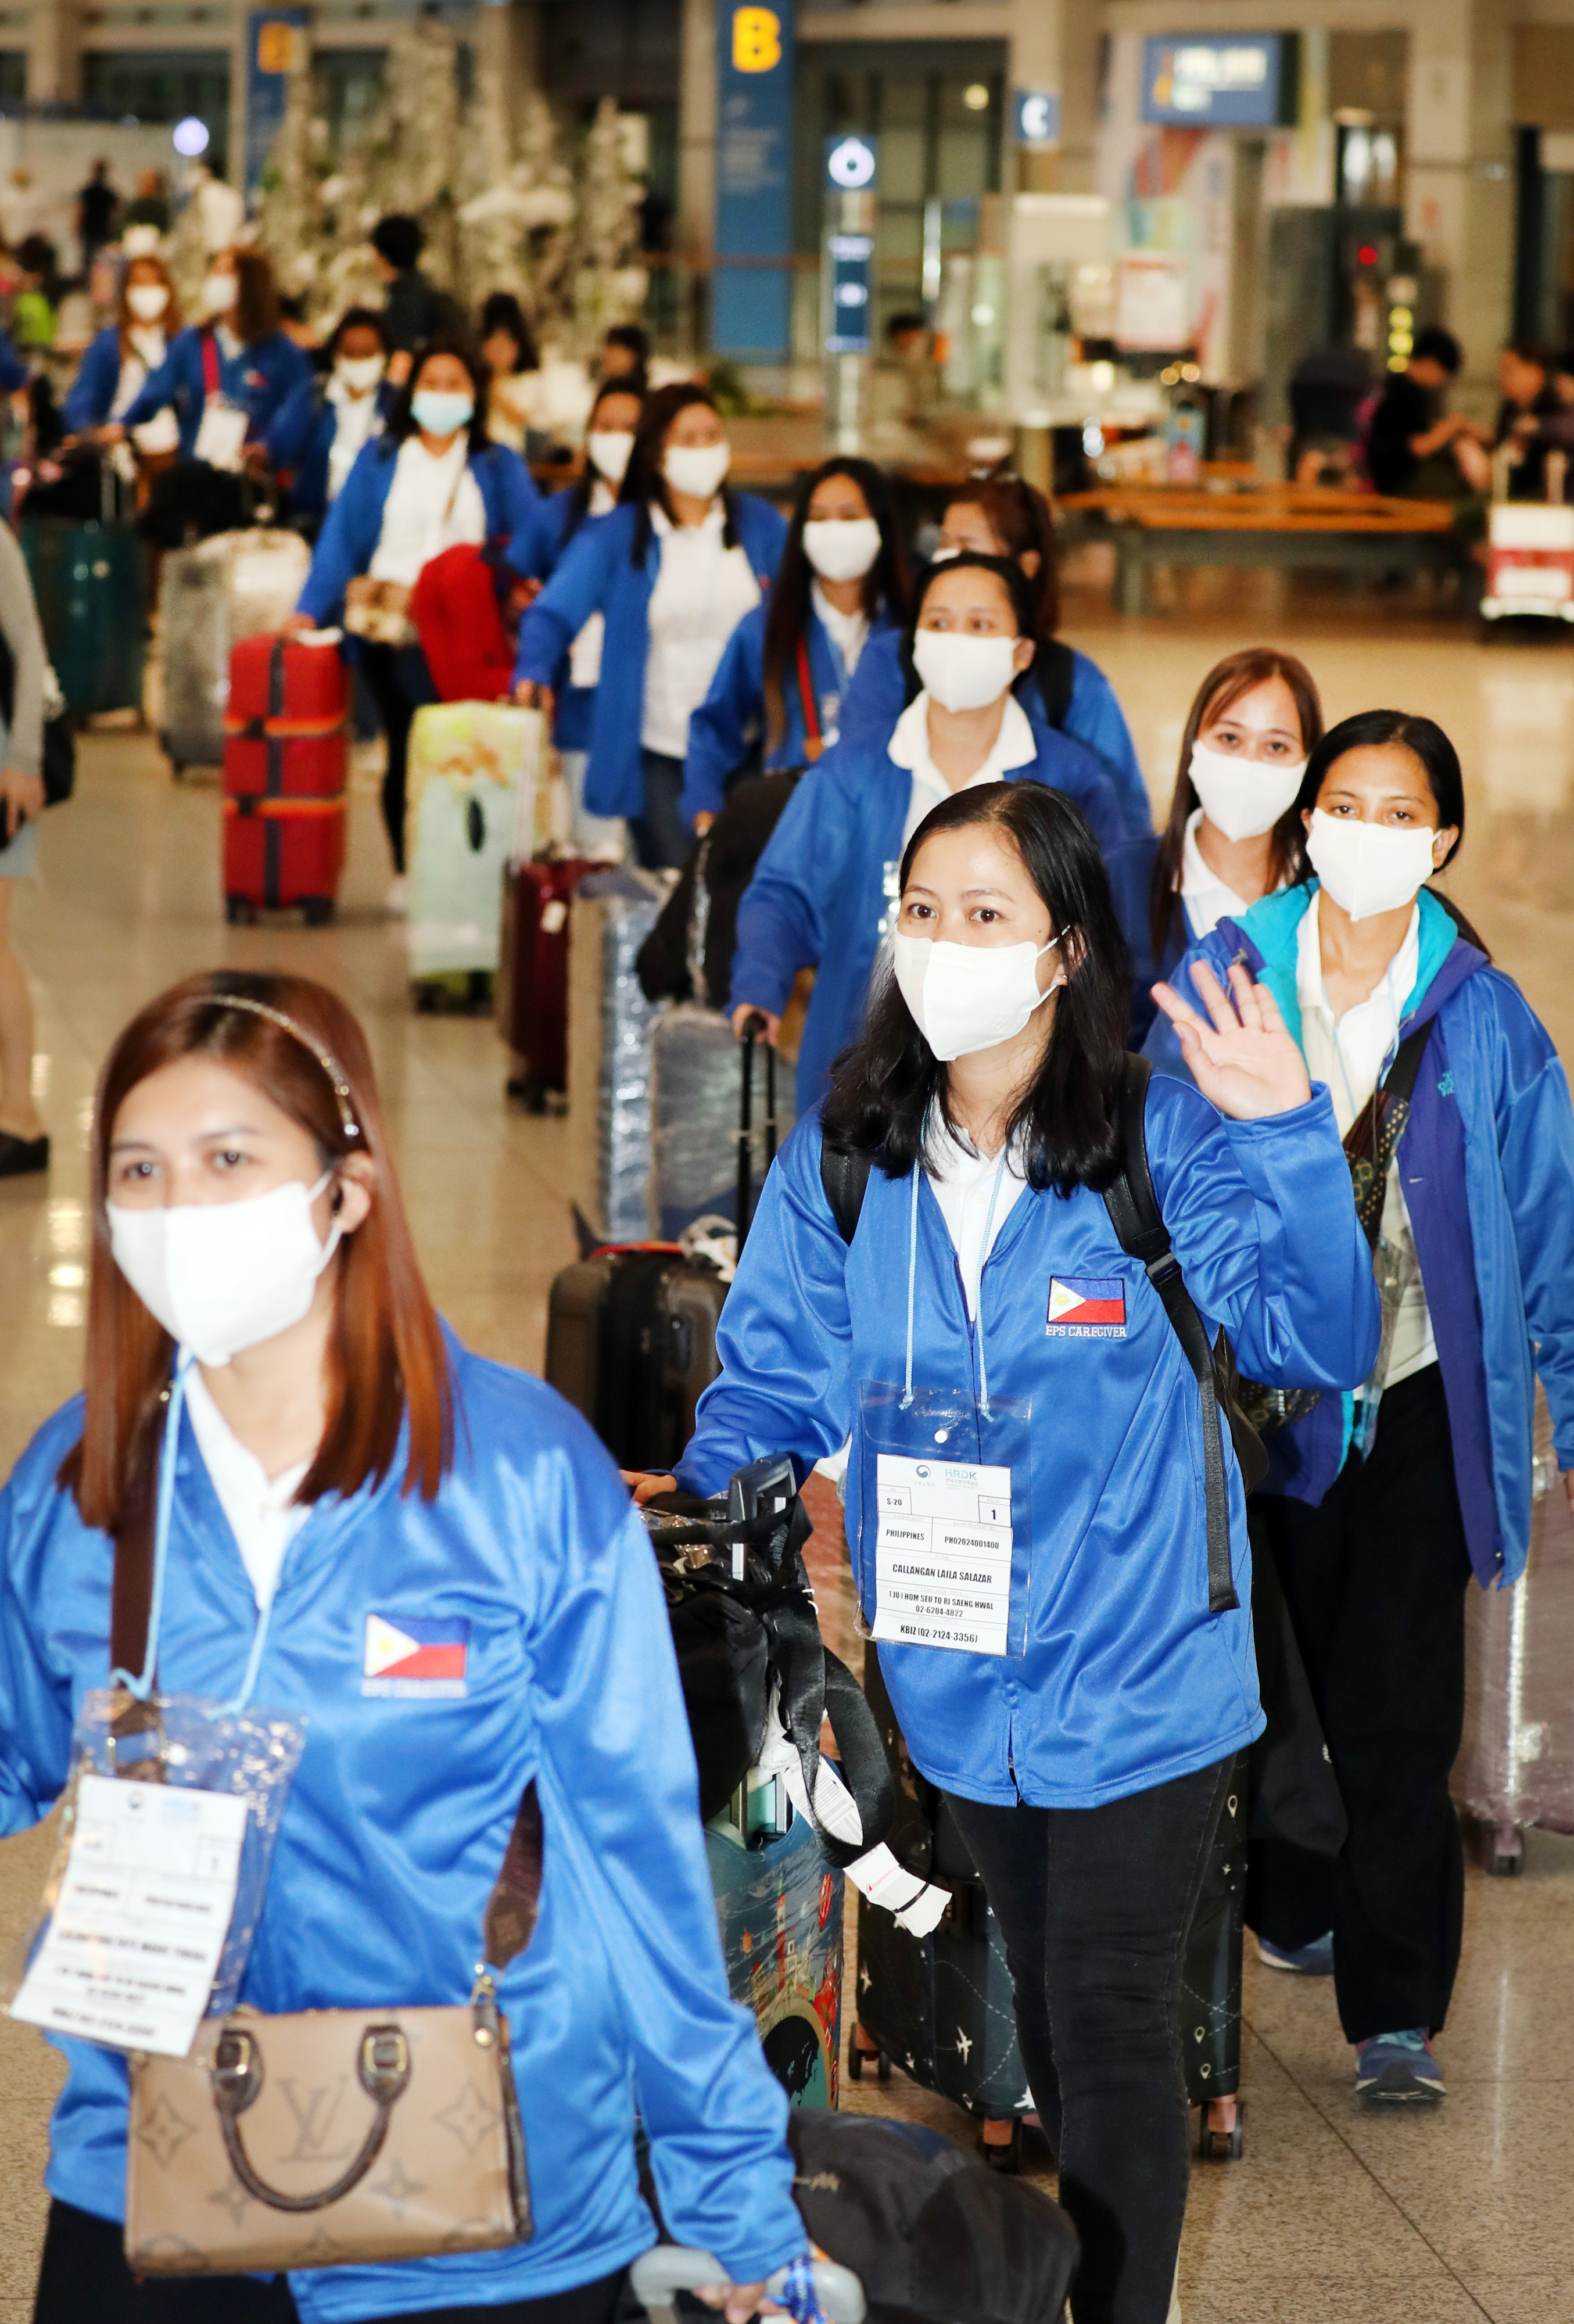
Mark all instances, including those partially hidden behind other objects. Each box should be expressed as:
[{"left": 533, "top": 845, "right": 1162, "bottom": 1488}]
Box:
[{"left": 544, "top": 1017, "right": 777, "bottom": 1469}]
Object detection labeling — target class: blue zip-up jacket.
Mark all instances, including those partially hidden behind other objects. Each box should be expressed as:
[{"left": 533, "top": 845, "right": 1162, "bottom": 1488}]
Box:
[
  {"left": 296, "top": 434, "right": 541, "bottom": 631},
  {"left": 0, "top": 1337, "right": 804, "bottom": 2320},
  {"left": 677, "top": 1092, "right": 1378, "bottom": 1807},
  {"left": 264, "top": 376, "right": 394, "bottom": 522},
  {"left": 682, "top": 600, "right": 902, "bottom": 824},
  {"left": 838, "top": 626, "right": 1151, "bottom": 840},
  {"left": 119, "top": 325, "right": 312, "bottom": 461},
  {"left": 514, "top": 496, "right": 788, "bottom": 820},
  {"left": 517, "top": 482, "right": 622, "bottom": 753},
  {"left": 1145, "top": 882, "right": 1574, "bottom": 1587},
  {"left": 61, "top": 325, "right": 138, "bottom": 431},
  {"left": 730, "top": 718, "right": 1145, "bottom": 1114}
]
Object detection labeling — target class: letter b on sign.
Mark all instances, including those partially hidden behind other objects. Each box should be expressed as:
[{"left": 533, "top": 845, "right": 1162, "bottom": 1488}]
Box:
[{"left": 733, "top": 6, "right": 781, "bottom": 71}]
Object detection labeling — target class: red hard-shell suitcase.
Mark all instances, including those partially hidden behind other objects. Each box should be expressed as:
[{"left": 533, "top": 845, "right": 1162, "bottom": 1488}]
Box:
[
  {"left": 222, "top": 633, "right": 348, "bottom": 924},
  {"left": 499, "top": 856, "right": 598, "bottom": 1107}
]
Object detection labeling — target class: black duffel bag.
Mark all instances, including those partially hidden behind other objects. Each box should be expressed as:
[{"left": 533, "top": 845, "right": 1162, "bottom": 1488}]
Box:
[{"left": 644, "top": 1454, "right": 894, "bottom": 1859}]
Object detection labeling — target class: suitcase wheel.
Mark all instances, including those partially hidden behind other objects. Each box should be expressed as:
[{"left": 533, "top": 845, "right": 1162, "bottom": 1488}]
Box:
[
  {"left": 981, "top": 2118, "right": 1022, "bottom": 2174},
  {"left": 224, "top": 895, "right": 255, "bottom": 927},
  {"left": 1486, "top": 1822, "right": 1524, "bottom": 1878},
  {"left": 301, "top": 896, "right": 335, "bottom": 928},
  {"left": 1197, "top": 2096, "right": 1245, "bottom": 2161},
  {"left": 846, "top": 2026, "right": 888, "bottom": 2083}
]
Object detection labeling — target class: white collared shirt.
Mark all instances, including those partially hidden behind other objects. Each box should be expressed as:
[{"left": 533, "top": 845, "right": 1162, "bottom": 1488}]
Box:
[
  {"left": 1296, "top": 891, "right": 1435, "bottom": 1382},
  {"left": 368, "top": 433, "right": 486, "bottom": 587},
  {"left": 640, "top": 500, "right": 761, "bottom": 758},
  {"left": 325, "top": 376, "right": 383, "bottom": 503},
  {"left": 184, "top": 1365, "right": 311, "bottom": 1611},
  {"left": 890, "top": 690, "right": 1038, "bottom": 848},
  {"left": 1179, "top": 808, "right": 1255, "bottom": 939},
  {"left": 811, "top": 579, "right": 870, "bottom": 679},
  {"left": 924, "top": 1113, "right": 1031, "bottom": 1322}
]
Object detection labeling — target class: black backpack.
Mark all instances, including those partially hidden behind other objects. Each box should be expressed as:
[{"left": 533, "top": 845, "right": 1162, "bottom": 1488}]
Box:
[{"left": 819, "top": 1053, "right": 1263, "bottom": 1618}]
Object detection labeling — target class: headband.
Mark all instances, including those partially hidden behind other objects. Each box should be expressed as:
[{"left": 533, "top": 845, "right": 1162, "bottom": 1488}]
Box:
[{"left": 202, "top": 992, "right": 363, "bottom": 1143}]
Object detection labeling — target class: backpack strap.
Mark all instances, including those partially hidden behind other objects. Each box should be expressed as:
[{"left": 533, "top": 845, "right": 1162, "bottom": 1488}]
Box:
[
  {"left": 820, "top": 1138, "right": 872, "bottom": 1246},
  {"left": 1102, "top": 1054, "right": 1240, "bottom": 1616},
  {"left": 1036, "top": 638, "right": 1077, "bottom": 730}
]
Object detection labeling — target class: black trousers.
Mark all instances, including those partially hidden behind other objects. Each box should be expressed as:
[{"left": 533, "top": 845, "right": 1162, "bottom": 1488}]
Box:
[
  {"left": 948, "top": 1754, "right": 1232, "bottom": 2324},
  {"left": 632, "top": 749, "right": 694, "bottom": 872},
  {"left": 358, "top": 639, "right": 437, "bottom": 875},
  {"left": 34, "top": 2198, "right": 627, "bottom": 2324},
  {"left": 1246, "top": 1364, "right": 1473, "bottom": 2042}
]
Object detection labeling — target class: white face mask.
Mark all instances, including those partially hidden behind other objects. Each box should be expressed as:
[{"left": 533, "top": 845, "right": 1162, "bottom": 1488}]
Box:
[
  {"left": 1304, "top": 808, "right": 1438, "bottom": 923},
  {"left": 893, "top": 933, "right": 1063, "bottom": 1063},
  {"left": 586, "top": 428, "right": 634, "bottom": 485},
  {"left": 802, "top": 516, "right": 882, "bottom": 583},
  {"left": 107, "top": 1170, "right": 342, "bottom": 1368},
  {"left": 203, "top": 270, "right": 238, "bottom": 316},
  {"left": 335, "top": 353, "right": 385, "bottom": 395},
  {"left": 126, "top": 282, "right": 170, "bottom": 322},
  {"left": 662, "top": 440, "right": 730, "bottom": 501},
  {"left": 912, "top": 629, "right": 1020, "bottom": 715},
  {"left": 1189, "top": 738, "right": 1306, "bottom": 844}
]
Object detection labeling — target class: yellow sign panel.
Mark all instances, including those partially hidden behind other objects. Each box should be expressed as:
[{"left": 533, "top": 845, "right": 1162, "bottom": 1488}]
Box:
[
  {"left": 732, "top": 7, "right": 781, "bottom": 73},
  {"left": 256, "top": 22, "right": 305, "bottom": 75}
]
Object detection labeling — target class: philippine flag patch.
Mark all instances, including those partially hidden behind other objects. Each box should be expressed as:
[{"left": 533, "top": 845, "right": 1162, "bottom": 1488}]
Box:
[
  {"left": 362, "top": 1613, "right": 471, "bottom": 1699},
  {"left": 1046, "top": 1276, "right": 1127, "bottom": 1339}
]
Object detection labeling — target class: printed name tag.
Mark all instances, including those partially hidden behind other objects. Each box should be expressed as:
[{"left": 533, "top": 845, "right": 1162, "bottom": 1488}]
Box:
[
  {"left": 1046, "top": 1275, "right": 1127, "bottom": 1338},
  {"left": 872, "top": 1452, "right": 1012, "bottom": 1655}
]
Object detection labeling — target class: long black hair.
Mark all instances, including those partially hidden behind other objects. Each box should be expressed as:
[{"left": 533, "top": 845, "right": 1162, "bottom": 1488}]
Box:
[
  {"left": 895, "top": 551, "right": 1038, "bottom": 705},
  {"left": 622, "top": 381, "right": 738, "bottom": 560},
  {"left": 385, "top": 334, "right": 492, "bottom": 460},
  {"left": 762, "top": 458, "right": 909, "bottom": 753},
  {"left": 820, "top": 781, "right": 1130, "bottom": 1196},
  {"left": 560, "top": 373, "right": 647, "bottom": 549},
  {"left": 1289, "top": 707, "right": 1490, "bottom": 954}
]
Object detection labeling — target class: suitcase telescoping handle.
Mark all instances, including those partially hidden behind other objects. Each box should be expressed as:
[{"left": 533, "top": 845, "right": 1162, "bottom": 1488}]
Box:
[
  {"left": 630, "top": 2247, "right": 865, "bottom": 2324},
  {"left": 736, "top": 1012, "right": 778, "bottom": 1258}
]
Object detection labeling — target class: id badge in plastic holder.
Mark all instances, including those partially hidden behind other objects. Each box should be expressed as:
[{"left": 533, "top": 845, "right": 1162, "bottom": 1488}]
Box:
[
  {"left": 854, "top": 1379, "right": 1033, "bottom": 1657},
  {"left": 1, "top": 1688, "right": 305, "bottom": 2060}
]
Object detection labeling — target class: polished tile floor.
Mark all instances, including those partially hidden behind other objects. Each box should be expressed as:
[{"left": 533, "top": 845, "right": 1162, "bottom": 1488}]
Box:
[{"left": 2, "top": 581, "right": 1573, "bottom": 2319}]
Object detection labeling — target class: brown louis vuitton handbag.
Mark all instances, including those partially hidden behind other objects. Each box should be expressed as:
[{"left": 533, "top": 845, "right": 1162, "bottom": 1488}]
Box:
[
  {"left": 124, "top": 1781, "right": 542, "bottom": 2273},
  {"left": 108, "top": 1473, "right": 542, "bottom": 2277}
]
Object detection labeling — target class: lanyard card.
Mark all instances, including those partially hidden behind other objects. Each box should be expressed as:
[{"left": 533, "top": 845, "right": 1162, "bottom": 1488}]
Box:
[
  {"left": 855, "top": 1379, "right": 1034, "bottom": 1657},
  {"left": 1, "top": 1688, "right": 306, "bottom": 2058}
]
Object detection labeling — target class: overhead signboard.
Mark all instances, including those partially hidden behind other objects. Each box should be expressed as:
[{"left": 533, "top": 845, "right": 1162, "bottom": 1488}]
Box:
[
  {"left": 824, "top": 133, "right": 877, "bottom": 193},
  {"left": 245, "top": 10, "right": 308, "bottom": 194},
  {"left": 1014, "top": 91, "right": 1061, "bottom": 150},
  {"left": 1140, "top": 34, "right": 1298, "bottom": 128},
  {"left": 824, "top": 232, "right": 873, "bottom": 355},
  {"left": 714, "top": 1, "right": 795, "bottom": 361}
]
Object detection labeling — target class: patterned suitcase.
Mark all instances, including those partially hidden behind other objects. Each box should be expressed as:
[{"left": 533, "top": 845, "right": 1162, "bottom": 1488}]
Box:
[
  {"left": 708, "top": 1796, "right": 844, "bottom": 2110},
  {"left": 404, "top": 702, "right": 542, "bottom": 1000},
  {"left": 221, "top": 631, "right": 347, "bottom": 923}
]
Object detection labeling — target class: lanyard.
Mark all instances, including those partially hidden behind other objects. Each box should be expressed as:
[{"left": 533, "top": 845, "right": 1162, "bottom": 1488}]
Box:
[
  {"left": 107, "top": 1353, "right": 278, "bottom": 1719},
  {"left": 900, "top": 1148, "right": 1011, "bottom": 1422}
]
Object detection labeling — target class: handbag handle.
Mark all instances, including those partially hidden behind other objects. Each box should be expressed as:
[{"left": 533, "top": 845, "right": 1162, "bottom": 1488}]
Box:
[{"left": 210, "top": 2021, "right": 411, "bottom": 2212}]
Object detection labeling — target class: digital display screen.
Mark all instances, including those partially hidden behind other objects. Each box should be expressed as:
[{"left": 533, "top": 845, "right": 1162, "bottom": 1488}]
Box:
[
  {"left": 1141, "top": 34, "right": 1296, "bottom": 128},
  {"left": 826, "top": 233, "right": 874, "bottom": 356}
]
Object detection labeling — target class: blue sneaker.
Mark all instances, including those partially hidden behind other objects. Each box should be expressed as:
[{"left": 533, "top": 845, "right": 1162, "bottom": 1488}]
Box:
[
  {"left": 1256, "top": 1931, "right": 1335, "bottom": 1975},
  {"left": 1355, "top": 2029, "right": 1445, "bottom": 2102}
]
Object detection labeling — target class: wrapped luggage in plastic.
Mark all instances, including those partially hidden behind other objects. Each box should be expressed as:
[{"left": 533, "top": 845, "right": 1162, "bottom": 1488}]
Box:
[
  {"left": 565, "top": 868, "right": 672, "bottom": 1239},
  {"left": 1451, "top": 1387, "right": 1574, "bottom": 1871},
  {"left": 649, "top": 1003, "right": 796, "bottom": 1242},
  {"left": 404, "top": 702, "right": 543, "bottom": 988},
  {"left": 159, "top": 529, "right": 311, "bottom": 773}
]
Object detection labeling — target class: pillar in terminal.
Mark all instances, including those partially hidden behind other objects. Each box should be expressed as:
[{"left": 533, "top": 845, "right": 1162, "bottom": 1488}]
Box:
[{"left": 712, "top": 0, "right": 795, "bottom": 363}]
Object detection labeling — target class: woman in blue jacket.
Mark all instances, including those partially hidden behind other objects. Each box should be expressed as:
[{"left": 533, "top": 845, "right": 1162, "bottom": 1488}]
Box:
[
  {"left": 518, "top": 372, "right": 646, "bottom": 857},
  {"left": 265, "top": 306, "right": 392, "bottom": 533},
  {"left": 682, "top": 457, "right": 909, "bottom": 830},
  {"left": 288, "top": 340, "right": 540, "bottom": 898},
  {"left": 729, "top": 552, "right": 1142, "bottom": 1113},
  {"left": 513, "top": 382, "right": 786, "bottom": 869},
  {"left": 1146, "top": 710, "right": 1574, "bottom": 2107},
  {"left": 634, "top": 780, "right": 1377, "bottom": 2324},
  {"left": 837, "top": 474, "right": 1149, "bottom": 840},
  {"left": 111, "top": 246, "right": 310, "bottom": 463},
  {"left": 2, "top": 968, "right": 809, "bottom": 2324},
  {"left": 60, "top": 252, "right": 182, "bottom": 461}
]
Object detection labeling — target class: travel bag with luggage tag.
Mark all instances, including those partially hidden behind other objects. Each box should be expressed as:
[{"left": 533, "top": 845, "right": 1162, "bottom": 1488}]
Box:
[
  {"left": 545, "top": 1016, "right": 777, "bottom": 1471},
  {"left": 159, "top": 528, "right": 311, "bottom": 774},
  {"left": 405, "top": 701, "right": 546, "bottom": 1013},
  {"left": 640, "top": 1454, "right": 949, "bottom": 2113},
  {"left": 221, "top": 630, "right": 349, "bottom": 925},
  {"left": 19, "top": 456, "right": 146, "bottom": 720}
]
